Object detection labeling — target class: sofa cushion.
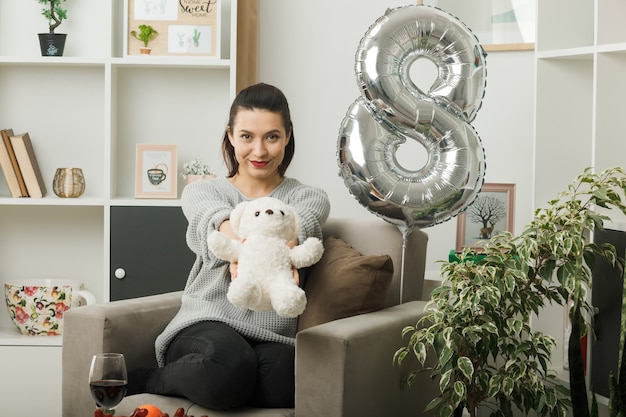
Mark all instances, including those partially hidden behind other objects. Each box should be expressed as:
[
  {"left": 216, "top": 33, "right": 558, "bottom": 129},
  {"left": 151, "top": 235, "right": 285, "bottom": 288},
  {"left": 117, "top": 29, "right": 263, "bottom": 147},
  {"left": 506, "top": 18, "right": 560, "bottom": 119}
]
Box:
[{"left": 297, "top": 235, "right": 393, "bottom": 331}]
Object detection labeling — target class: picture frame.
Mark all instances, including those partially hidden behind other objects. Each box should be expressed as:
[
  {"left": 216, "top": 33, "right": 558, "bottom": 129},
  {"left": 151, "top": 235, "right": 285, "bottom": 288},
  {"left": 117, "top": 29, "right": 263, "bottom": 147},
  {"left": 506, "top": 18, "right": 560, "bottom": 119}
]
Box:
[
  {"left": 456, "top": 183, "right": 515, "bottom": 252},
  {"left": 417, "top": 0, "right": 535, "bottom": 52},
  {"left": 124, "top": 0, "right": 221, "bottom": 57},
  {"left": 135, "top": 144, "right": 177, "bottom": 199}
]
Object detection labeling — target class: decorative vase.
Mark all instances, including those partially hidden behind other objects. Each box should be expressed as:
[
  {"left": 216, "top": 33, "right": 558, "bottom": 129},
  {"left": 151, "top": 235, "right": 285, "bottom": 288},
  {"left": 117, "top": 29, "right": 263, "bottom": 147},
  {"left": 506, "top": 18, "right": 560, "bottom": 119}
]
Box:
[
  {"left": 185, "top": 174, "right": 215, "bottom": 185},
  {"left": 38, "top": 33, "right": 67, "bottom": 56},
  {"left": 53, "top": 168, "right": 85, "bottom": 198}
]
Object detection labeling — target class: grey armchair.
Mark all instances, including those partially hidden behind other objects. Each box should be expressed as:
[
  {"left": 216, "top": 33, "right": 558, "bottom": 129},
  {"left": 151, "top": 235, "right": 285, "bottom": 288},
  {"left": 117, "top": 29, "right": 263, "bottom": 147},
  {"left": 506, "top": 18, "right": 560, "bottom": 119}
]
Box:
[{"left": 62, "top": 217, "right": 438, "bottom": 417}]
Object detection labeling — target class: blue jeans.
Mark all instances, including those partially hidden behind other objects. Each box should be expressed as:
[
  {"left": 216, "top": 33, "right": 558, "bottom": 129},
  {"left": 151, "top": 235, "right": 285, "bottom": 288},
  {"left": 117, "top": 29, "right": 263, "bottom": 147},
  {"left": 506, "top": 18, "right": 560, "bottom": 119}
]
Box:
[{"left": 146, "top": 321, "right": 295, "bottom": 410}]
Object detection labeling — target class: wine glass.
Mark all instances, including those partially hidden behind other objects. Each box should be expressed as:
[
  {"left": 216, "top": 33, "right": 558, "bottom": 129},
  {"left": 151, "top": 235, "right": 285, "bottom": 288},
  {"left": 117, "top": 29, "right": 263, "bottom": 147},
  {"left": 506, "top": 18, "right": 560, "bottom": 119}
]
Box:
[{"left": 89, "top": 353, "right": 128, "bottom": 413}]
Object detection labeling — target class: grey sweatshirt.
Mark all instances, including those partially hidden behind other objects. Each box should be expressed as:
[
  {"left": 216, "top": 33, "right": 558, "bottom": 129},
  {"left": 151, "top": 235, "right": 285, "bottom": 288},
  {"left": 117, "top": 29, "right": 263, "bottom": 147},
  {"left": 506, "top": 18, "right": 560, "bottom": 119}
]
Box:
[{"left": 155, "top": 176, "right": 330, "bottom": 366}]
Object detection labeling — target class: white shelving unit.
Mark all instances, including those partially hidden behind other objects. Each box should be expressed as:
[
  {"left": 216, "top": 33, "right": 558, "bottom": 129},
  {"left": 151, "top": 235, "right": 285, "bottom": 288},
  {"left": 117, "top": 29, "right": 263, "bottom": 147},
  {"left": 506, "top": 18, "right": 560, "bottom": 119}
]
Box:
[
  {"left": 0, "top": 1, "right": 240, "bottom": 414},
  {"left": 533, "top": 0, "right": 626, "bottom": 403},
  {"left": 534, "top": 0, "right": 626, "bottom": 211}
]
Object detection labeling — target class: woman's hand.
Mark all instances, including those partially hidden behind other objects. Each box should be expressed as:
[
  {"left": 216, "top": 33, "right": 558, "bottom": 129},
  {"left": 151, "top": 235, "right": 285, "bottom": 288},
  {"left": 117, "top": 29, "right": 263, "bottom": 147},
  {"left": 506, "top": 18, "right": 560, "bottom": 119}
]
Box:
[
  {"left": 287, "top": 240, "right": 300, "bottom": 285},
  {"left": 230, "top": 261, "right": 238, "bottom": 280},
  {"left": 218, "top": 220, "right": 240, "bottom": 281}
]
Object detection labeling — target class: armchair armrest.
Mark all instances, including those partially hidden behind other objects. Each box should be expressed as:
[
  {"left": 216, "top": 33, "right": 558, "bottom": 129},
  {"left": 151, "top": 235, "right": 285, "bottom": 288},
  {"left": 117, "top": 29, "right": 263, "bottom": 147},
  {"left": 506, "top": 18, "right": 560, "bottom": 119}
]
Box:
[
  {"left": 295, "top": 300, "right": 437, "bottom": 417},
  {"left": 62, "top": 291, "right": 183, "bottom": 417}
]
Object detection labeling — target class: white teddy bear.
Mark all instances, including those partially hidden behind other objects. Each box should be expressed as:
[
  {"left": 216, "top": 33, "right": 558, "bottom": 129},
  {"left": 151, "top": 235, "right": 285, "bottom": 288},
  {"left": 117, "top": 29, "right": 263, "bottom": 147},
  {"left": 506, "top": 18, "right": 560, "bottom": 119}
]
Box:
[{"left": 207, "top": 196, "right": 324, "bottom": 318}]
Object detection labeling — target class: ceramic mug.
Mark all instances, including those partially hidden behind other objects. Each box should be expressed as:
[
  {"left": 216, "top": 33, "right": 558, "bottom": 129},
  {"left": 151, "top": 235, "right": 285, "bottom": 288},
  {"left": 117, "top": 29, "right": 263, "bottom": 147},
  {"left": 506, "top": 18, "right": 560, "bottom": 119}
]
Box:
[{"left": 4, "top": 279, "right": 96, "bottom": 336}]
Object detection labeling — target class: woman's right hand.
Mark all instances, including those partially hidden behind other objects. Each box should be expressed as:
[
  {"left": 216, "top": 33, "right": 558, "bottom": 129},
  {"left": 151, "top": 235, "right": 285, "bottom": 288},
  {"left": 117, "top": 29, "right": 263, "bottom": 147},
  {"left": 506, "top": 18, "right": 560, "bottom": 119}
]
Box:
[
  {"left": 230, "top": 261, "right": 238, "bottom": 280},
  {"left": 219, "top": 220, "right": 240, "bottom": 280}
]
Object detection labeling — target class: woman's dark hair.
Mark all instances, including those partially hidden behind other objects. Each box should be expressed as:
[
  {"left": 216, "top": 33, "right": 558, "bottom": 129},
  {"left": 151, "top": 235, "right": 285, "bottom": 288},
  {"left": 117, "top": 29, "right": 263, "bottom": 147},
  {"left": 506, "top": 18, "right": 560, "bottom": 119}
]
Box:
[{"left": 221, "top": 83, "right": 295, "bottom": 177}]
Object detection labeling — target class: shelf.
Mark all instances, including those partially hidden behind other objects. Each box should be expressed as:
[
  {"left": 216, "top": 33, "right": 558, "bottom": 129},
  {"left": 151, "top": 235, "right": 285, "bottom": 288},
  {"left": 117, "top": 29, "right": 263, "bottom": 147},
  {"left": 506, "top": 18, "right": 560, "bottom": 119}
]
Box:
[
  {"left": 0, "top": 197, "right": 180, "bottom": 207},
  {"left": 535, "top": 0, "right": 626, "bottom": 399},
  {"left": 535, "top": 46, "right": 594, "bottom": 60},
  {"left": 597, "top": 43, "right": 626, "bottom": 54},
  {"left": 111, "top": 56, "right": 231, "bottom": 69},
  {"left": 0, "top": 2, "right": 245, "bottom": 415},
  {"left": 0, "top": 196, "right": 105, "bottom": 206},
  {"left": 110, "top": 198, "right": 182, "bottom": 207},
  {"left": 0, "top": 56, "right": 106, "bottom": 66},
  {"left": 0, "top": 2, "right": 239, "bottom": 348},
  {"left": 0, "top": 56, "right": 231, "bottom": 69},
  {"left": 0, "top": 326, "right": 62, "bottom": 346},
  {"left": 603, "top": 222, "right": 626, "bottom": 233}
]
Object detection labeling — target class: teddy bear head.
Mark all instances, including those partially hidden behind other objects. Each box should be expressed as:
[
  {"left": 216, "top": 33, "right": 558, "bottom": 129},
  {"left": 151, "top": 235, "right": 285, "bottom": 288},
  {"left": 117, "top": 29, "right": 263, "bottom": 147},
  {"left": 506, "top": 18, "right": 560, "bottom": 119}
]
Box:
[{"left": 230, "top": 197, "right": 299, "bottom": 241}]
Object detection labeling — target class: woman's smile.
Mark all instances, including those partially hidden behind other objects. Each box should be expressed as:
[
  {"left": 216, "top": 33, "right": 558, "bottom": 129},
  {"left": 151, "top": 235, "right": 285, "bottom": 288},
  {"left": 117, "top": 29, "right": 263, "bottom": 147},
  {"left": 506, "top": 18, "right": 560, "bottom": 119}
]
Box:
[{"left": 250, "top": 160, "right": 269, "bottom": 168}]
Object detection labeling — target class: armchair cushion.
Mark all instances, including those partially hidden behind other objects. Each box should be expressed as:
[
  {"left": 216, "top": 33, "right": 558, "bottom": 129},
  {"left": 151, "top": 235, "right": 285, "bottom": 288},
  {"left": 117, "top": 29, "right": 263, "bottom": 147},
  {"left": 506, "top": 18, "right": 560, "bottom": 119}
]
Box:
[{"left": 297, "top": 235, "right": 393, "bottom": 331}]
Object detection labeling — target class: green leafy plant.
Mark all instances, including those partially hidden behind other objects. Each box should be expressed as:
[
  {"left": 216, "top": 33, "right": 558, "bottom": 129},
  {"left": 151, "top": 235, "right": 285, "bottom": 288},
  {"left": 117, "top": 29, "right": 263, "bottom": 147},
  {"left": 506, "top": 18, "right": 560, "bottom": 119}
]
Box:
[
  {"left": 37, "top": 0, "right": 67, "bottom": 34},
  {"left": 131, "top": 24, "right": 158, "bottom": 48},
  {"left": 395, "top": 167, "right": 626, "bottom": 417},
  {"left": 182, "top": 159, "right": 213, "bottom": 179}
]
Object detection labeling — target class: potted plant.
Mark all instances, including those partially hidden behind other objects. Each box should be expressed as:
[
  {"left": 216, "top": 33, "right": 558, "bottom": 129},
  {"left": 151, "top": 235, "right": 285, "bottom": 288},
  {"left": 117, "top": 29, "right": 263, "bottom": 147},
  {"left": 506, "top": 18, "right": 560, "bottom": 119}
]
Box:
[
  {"left": 131, "top": 24, "right": 158, "bottom": 55},
  {"left": 395, "top": 167, "right": 626, "bottom": 417},
  {"left": 37, "top": 0, "right": 68, "bottom": 56},
  {"left": 182, "top": 159, "right": 214, "bottom": 184}
]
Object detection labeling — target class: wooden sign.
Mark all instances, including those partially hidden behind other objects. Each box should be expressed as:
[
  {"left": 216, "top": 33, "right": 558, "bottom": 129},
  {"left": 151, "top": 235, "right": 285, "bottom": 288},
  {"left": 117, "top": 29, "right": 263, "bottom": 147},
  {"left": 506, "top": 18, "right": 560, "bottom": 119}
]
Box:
[{"left": 126, "top": 0, "right": 220, "bottom": 57}]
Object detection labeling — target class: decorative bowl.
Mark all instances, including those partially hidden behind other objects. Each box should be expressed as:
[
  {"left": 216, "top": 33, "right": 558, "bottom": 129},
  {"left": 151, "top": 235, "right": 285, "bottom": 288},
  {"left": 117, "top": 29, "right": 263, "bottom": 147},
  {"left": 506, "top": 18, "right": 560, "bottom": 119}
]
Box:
[{"left": 4, "top": 279, "right": 95, "bottom": 336}]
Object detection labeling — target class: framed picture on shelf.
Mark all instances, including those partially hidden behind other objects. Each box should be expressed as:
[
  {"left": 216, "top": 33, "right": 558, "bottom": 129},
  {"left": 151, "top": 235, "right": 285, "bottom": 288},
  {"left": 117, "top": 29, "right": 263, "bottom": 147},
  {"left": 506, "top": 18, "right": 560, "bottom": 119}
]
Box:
[
  {"left": 417, "top": 0, "right": 535, "bottom": 51},
  {"left": 135, "top": 144, "right": 178, "bottom": 199},
  {"left": 456, "top": 183, "right": 515, "bottom": 252},
  {"left": 124, "top": 0, "right": 221, "bottom": 57}
]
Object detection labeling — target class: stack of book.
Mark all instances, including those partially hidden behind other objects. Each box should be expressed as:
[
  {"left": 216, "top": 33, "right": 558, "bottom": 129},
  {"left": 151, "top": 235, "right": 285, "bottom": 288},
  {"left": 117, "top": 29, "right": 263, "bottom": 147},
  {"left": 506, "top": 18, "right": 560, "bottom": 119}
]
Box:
[{"left": 0, "top": 129, "right": 47, "bottom": 198}]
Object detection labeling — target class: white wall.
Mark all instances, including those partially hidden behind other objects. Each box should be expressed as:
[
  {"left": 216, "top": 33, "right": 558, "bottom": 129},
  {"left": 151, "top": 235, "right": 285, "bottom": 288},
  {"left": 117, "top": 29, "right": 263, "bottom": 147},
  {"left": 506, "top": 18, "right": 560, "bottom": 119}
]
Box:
[{"left": 257, "top": 1, "right": 535, "bottom": 280}]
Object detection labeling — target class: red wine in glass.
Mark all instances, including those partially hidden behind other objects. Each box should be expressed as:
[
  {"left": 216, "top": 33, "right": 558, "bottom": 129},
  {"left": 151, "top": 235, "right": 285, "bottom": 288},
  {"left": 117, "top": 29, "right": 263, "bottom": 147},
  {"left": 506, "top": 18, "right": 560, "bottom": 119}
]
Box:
[
  {"left": 89, "top": 353, "right": 128, "bottom": 412},
  {"left": 89, "top": 379, "right": 128, "bottom": 409}
]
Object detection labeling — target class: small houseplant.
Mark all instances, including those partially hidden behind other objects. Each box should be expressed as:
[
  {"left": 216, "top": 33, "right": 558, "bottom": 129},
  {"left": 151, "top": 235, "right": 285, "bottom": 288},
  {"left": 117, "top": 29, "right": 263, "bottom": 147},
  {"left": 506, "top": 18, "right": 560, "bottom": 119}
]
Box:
[
  {"left": 37, "top": 0, "right": 68, "bottom": 56},
  {"left": 131, "top": 24, "right": 158, "bottom": 54},
  {"left": 396, "top": 167, "right": 626, "bottom": 417},
  {"left": 182, "top": 159, "right": 214, "bottom": 184}
]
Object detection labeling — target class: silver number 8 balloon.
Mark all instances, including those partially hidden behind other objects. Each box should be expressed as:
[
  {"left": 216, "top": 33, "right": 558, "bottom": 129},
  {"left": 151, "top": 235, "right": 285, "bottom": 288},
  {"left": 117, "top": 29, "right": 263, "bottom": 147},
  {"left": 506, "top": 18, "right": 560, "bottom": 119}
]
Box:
[{"left": 338, "top": 5, "right": 487, "bottom": 233}]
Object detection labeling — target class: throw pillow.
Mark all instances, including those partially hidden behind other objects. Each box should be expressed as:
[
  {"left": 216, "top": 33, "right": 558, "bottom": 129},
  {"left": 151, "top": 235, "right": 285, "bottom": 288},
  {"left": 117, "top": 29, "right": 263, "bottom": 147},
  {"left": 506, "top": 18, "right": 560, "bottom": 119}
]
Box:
[{"left": 297, "top": 235, "right": 394, "bottom": 331}]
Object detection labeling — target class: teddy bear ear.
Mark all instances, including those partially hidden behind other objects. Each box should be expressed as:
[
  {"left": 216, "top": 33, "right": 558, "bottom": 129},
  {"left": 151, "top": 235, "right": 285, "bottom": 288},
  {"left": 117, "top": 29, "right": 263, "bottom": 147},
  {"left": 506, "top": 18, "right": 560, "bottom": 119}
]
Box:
[{"left": 230, "top": 201, "right": 249, "bottom": 235}]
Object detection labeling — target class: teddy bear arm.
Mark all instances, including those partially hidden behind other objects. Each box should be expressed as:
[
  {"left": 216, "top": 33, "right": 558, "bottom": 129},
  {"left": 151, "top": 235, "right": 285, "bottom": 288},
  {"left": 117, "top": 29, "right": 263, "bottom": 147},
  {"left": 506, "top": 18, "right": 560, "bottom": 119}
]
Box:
[
  {"left": 289, "top": 237, "right": 324, "bottom": 268},
  {"left": 207, "top": 231, "right": 241, "bottom": 262}
]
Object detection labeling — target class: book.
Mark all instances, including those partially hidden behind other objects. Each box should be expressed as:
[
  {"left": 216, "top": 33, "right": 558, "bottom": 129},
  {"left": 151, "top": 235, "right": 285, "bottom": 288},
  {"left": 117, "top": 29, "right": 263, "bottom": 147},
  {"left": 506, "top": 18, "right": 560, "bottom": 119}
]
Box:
[
  {"left": 10, "top": 132, "right": 47, "bottom": 198},
  {"left": 0, "top": 128, "right": 28, "bottom": 197}
]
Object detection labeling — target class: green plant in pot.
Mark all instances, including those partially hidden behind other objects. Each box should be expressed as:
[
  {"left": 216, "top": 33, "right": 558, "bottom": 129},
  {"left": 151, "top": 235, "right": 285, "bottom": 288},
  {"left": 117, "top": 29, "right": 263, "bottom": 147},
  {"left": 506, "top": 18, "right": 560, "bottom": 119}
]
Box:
[
  {"left": 395, "top": 167, "right": 626, "bottom": 417},
  {"left": 37, "top": 0, "right": 68, "bottom": 56},
  {"left": 131, "top": 24, "right": 158, "bottom": 55}
]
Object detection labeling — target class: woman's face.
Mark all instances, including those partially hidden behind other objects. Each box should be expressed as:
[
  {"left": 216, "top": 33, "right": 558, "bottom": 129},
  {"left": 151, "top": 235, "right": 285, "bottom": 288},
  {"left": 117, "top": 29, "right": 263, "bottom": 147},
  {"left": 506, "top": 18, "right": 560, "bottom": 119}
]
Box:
[{"left": 227, "top": 108, "right": 291, "bottom": 181}]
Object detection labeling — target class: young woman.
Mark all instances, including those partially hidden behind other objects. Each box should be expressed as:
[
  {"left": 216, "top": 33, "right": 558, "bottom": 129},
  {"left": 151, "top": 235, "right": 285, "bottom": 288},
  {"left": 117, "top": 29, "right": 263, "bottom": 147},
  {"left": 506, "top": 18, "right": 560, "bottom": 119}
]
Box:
[{"left": 128, "top": 83, "right": 330, "bottom": 410}]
